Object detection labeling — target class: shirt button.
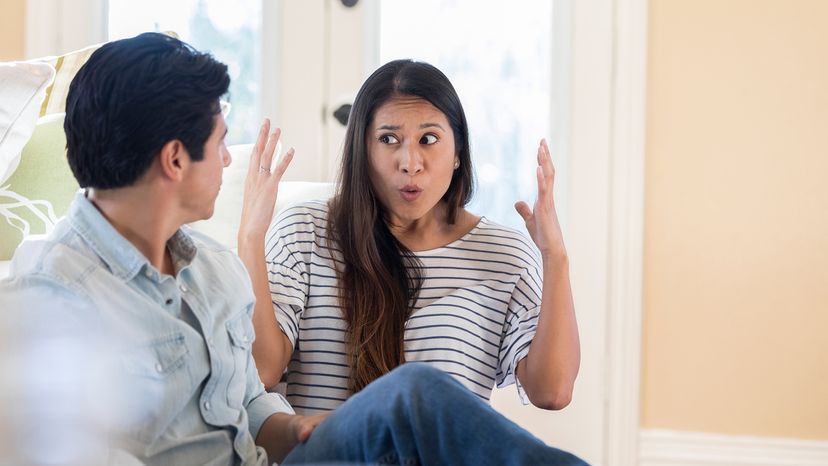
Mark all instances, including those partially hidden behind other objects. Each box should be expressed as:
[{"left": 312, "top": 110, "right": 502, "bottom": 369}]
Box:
[
  {"left": 179, "top": 284, "right": 188, "bottom": 293},
  {"left": 203, "top": 400, "right": 211, "bottom": 411},
  {"left": 155, "top": 363, "right": 163, "bottom": 373},
  {"left": 165, "top": 298, "right": 173, "bottom": 305},
  {"left": 144, "top": 269, "right": 152, "bottom": 278}
]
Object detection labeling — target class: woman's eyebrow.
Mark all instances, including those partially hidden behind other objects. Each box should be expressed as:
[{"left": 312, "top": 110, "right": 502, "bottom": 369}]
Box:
[{"left": 375, "top": 123, "right": 445, "bottom": 131}]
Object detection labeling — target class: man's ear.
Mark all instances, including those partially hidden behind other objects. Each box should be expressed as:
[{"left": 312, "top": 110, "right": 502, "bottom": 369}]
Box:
[{"left": 158, "top": 140, "right": 188, "bottom": 182}]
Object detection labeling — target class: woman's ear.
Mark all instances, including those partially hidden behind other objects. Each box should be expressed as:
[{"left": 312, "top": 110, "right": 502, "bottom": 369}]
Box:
[{"left": 158, "top": 140, "right": 188, "bottom": 181}]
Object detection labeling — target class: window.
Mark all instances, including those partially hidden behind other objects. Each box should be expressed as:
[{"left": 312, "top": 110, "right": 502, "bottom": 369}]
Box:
[
  {"left": 377, "top": 0, "right": 560, "bottom": 229},
  {"left": 108, "top": 0, "right": 261, "bottom": 145}
]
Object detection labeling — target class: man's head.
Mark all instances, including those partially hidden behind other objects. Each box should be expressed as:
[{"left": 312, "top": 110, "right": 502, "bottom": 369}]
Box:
[{"left": 65, "top": 32, "right": 230, "bottom": 190}]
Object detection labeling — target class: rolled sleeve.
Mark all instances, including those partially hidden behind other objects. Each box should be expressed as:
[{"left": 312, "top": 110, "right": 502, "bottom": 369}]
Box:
[
  {"left": 496, "top": 264, "right": 543, "bottom": 405},
  {"left": 246, "top": 391, "right": 294, "bottom": 439},
  {"left": 244, "top": 321, "right": 294, "bottom": 439},
  {"left": 496, "top": 303, "right": 540, "bottom": 404}
]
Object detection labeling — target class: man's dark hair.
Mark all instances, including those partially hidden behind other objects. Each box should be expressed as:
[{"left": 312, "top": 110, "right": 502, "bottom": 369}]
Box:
[{"left": 65, "top": 32, "right": 230, "bottom": 189}]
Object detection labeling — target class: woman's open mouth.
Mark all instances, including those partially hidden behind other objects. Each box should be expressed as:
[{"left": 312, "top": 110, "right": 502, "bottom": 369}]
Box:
[{"left": 399, "top": 185, "right": 423, "bottom": 202}]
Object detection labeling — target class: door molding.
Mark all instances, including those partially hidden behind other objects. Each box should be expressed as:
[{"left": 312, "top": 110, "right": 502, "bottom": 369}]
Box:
[
  {"left": 640, "top": 430, "right": 828, "bottom": 466},
  {"left": 604, "top": 0, "right": 648, "bottom": 464}
]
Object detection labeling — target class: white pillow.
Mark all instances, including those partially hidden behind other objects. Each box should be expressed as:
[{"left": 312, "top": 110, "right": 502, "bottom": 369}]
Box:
[
  {"left": 189, "top": 143, "right": 336, "bottom": 249},
  {"left": 0, "top": 62, "right": 56, "bottom": 185}
]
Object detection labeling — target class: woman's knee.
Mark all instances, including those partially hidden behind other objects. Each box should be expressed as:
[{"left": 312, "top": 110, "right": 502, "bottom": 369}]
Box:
[
  {"left": 388, "top": 362, "right": 447, "bottom": 386},
  {"left": 382, "top": 363, "right": 472, "bottom": 406}
]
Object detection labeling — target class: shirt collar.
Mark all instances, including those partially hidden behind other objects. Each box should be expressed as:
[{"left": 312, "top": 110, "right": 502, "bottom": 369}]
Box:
[{"left": 67, "top": 191, "right": 198, "bottom": 280}]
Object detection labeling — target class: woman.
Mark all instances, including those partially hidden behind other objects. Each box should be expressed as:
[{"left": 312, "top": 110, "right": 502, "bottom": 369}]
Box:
[{"left": 240, "top": 59, "right": 580, "bottom": 415}]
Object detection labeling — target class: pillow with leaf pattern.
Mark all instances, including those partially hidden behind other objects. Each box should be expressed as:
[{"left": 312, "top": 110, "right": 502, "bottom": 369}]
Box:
[{"left": 0, "top": 113, "right": 78, "bottom": 260}]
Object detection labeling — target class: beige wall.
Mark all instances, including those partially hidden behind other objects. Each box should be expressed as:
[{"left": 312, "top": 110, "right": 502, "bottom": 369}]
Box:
[
  {"left": 0, "top": 0, "right": 25, "bottom": 60},
  {"left": 643, "top": 0, "right": 828, "bottom": 440}
]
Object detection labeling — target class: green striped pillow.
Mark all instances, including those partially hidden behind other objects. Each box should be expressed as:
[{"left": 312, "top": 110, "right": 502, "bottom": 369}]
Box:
[
  {"left": 37, "top": 32, "right": 179, "bottom": 117},
  {"left": 37, "top": 44, "right": 101, "bottom": 116}
]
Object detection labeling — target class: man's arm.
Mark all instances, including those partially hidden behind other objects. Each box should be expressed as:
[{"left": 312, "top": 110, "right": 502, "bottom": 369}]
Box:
[
  {"left": 255, "top": 412, "right": 300, "bottom": 463},
  {"left": 255, "top": 411, "right": 329, "bottom": 463},
  {"left": 240, "top": 297, "right": 328, "bottom": 463}
]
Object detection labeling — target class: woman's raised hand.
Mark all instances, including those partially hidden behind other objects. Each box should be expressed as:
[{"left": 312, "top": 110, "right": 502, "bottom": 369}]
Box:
[
  {"left": 238, "top": 119, "right": 294, "bottom": 243},
  {"left": 236, "top": 120, "right": 296, "bottom": 390},
  {"left": 514, "top": 139, "right": 567, "bottom": 261}
]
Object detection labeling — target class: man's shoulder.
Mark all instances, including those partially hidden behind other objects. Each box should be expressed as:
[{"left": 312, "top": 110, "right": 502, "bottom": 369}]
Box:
[
  {"left": 8, "top": 222, "right": 99, "bottom": 288},
  {"left": 1, "top": 237, "right": 95, "bottom": 315},
  {"left": 184, "top": 224, "right": 235, "bottom": 254},
  {"left": 182, "top": 226, "right": 253, "bottom": 288},
  {"left": 183, "top": 225, "right": 245, "bottom": 268}
]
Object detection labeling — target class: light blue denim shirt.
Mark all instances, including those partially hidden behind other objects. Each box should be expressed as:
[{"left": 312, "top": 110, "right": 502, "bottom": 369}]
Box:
[{"left": 0, "top": 192, "right": 293, "bottom": 465}]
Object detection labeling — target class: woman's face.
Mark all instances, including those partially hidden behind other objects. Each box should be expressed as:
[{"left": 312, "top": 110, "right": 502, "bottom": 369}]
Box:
[{"left": 366, "top": 95, "right": 458, "bottom": 227}]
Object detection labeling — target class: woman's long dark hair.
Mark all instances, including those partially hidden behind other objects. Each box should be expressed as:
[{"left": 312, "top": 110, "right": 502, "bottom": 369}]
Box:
[{"left": 328, "top": 59, "right": 474, "bottom": 393}]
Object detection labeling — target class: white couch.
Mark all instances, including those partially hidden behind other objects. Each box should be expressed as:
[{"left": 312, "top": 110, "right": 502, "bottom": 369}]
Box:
[{"left": 0, "top": 143, "right": 336, "bottom": 280}]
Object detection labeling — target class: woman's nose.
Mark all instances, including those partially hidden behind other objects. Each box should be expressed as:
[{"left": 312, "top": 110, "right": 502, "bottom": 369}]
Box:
[{"left": 400, "top": 143, "right": 423, "bottom": 174}]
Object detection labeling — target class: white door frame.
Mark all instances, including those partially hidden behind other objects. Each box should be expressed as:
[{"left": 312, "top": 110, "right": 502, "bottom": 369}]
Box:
[
  {"left": 565, "top": 0, "right": 648, "bottom": 463},
  {"left": 603, "top": 0, "right": 647, "bottom": 464}
]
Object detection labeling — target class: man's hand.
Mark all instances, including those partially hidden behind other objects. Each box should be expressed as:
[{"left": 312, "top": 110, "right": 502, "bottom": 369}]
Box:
[
  {"left": 291, "top": 412, "right": 331, "bottom": 443},
  {"left": 256, "top": 411, "right": 332, "bottom": 463}
]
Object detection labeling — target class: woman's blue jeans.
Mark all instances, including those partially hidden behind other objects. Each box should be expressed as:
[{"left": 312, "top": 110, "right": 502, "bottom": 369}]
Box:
[{"left": 283, "top": 363, "right": 588, "bottom": 465}]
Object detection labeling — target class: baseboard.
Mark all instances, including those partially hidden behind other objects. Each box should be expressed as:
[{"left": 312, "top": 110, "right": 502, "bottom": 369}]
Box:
[{"left": 639, "top": 429, "right": 828, "bottom": 466}]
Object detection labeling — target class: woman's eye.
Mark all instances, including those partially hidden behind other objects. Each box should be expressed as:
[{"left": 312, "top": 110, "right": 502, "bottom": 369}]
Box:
[
  {"left": 420, "top": 134, "right": 438, "bottom": 145},
  {"left": 379, "top": 134, "right": 399, "bottom": 144}
]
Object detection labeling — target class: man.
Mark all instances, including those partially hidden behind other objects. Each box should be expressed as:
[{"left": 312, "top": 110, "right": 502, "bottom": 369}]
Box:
[{"left": 0, "top": 33, "right": 586, "bottom": 465}]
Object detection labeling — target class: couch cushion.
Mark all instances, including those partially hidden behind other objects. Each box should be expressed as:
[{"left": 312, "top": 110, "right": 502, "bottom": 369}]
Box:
[{"left": 0, "top": 114, "right": 78, "bottom": 260}]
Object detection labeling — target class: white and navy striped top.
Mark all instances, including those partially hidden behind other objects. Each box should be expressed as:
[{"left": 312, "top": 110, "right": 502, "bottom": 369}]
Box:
[{"left": 265, "top": 201, "right": 542, "bottom": 415}]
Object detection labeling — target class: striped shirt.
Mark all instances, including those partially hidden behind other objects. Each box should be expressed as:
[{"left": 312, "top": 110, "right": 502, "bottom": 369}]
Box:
[{"left": 265, "top": 201, "right": 542, "bottom": 415}]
